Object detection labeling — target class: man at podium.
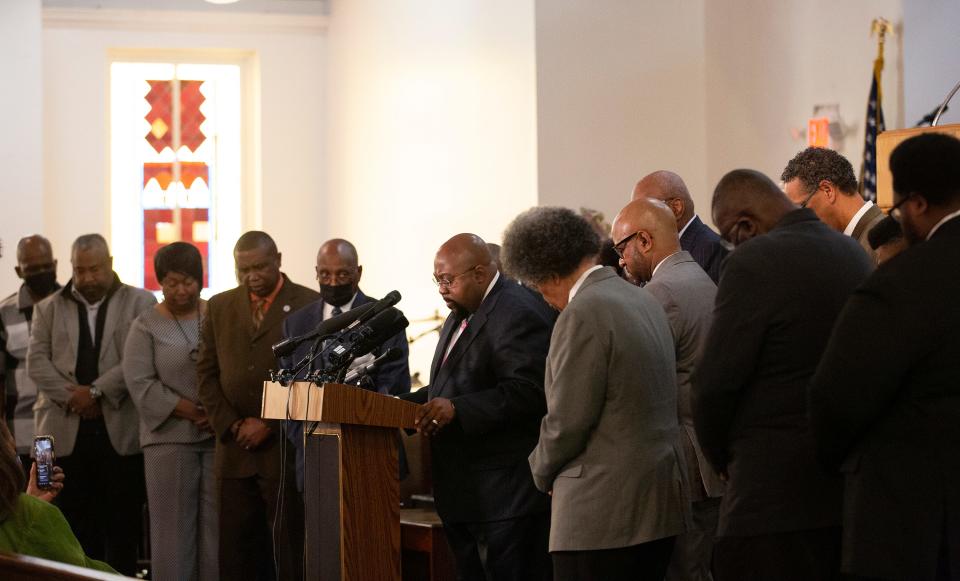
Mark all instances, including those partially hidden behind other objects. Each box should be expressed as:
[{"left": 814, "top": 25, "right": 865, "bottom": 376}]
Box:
[{"left": 402, "top": 233, "right": 555, "bottom": 581}]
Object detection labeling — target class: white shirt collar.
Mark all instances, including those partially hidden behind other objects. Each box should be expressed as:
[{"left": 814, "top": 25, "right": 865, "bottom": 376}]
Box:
[
  {"left": 481, "top": 271, "right": 500, "bottom": 304},
  {"left": 568, "top": 265, "right": 604, "bottom": 303},
  {"left": 843, "top": 201, "right": 875, "bottom": 237},
  {"left": 678, "top": 214, "right": 697, "bottom": 239},
  {"left": 323, "top": 293, "right": 357, "bottom": 320},
  {"left": 651, "top": 251, "right": 681, "bottom": 280},
  {"left": 927, "top": 209, "right": 960, "bottom": 240}
]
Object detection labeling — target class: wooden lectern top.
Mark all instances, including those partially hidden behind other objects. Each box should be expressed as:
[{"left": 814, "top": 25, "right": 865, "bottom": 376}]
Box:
[
  {"left": 877, "top": 123, "right": 960, "bottom": 209},
  {"left": 261, "top": 381, "right": 419, "bottom": 429}
]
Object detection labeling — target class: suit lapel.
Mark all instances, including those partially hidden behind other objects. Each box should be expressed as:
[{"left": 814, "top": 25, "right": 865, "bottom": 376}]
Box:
[
  {"left": 252, "top": 275, "right": 294, "bottom": 342},
  {"left": 851, "top": 204, "right": 882, "bottom": 242},
  {"left": 429, "top": 277, "right": 504, "bottom": 398},
  {"left": 430, "top": 314, "right": 458, "bottom": 384},
  {"left": 60, "top": 294, "right": 80, "bottom": 361}
]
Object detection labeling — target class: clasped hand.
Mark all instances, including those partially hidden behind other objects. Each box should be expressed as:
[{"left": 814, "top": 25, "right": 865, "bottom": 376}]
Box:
[
  {"left": 232, "top": 418, "right": 272, "bottom": 450},
  {"left": 66, "top": 385, "right": 101, "bottom": 419},
  {"left": 414, "top": 397, "right": 456, "bottom": 437}
]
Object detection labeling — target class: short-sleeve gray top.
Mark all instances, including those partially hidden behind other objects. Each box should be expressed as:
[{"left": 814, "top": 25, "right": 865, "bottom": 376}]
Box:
[{"left": 123, "top": 307, "right": 212, "bottom": 447}]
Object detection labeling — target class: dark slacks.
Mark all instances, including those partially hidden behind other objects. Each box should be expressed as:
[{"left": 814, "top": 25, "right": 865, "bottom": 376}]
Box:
[
  {"left": 552, "top": 536, "right": 676, "bottom": 581},
  {"left": 55, "top": 427, "right": 145, "bottom": 576},
  {"left": 218, "top": 474, "right": 304, "bottom": 581},
  {"left": 443, "top": 511, "right": 552, "bottom": 581},
  {"left": 712, "top": 526, "right": 842, "bottom": 581},
  {"left": 667, "top": 496, "right": 720, "bottom": 581}
]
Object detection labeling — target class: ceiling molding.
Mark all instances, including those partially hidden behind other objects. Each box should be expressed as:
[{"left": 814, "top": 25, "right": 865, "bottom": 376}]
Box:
[{"left": 42, "top": 7, "right": 328, "bottom": 35}]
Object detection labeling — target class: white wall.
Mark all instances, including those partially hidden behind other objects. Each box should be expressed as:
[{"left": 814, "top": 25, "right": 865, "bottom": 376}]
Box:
[
  {"left": 0, "top": 1, "right": 44, "bottom": 293},
  {"left": 535, "top": 0, "right": 709, "bottom": 228},
  {"left": 42, "top": 15, "right": 326, "bottom": 288},
  {"left": 902, "top": 0, "right": 960, "bottom": 126},
  {"left": 324, "top": 0, "right": 539, "bottom": 380},
  {"left": 704, "top": 0, "right": 904, "bottom": 198}
]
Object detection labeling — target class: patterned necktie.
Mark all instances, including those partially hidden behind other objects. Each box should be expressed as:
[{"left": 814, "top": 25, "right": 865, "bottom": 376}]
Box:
[{"left": 252, "top": 298, "right": 267, "bottom": 330}]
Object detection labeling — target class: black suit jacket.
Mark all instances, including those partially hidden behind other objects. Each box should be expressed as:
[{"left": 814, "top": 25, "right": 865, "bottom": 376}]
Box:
[
  {"left": 691, "top": 209, "right": 873, "bottom": 537},
  {"left": 809, "top": 216, "right": 960, "bottom": 579},
  {"left": 680, "top": 215, "right": 729, "bottom": 284},
  {"left": 403, "top": 276, "right": 555, "bottom": 523}
]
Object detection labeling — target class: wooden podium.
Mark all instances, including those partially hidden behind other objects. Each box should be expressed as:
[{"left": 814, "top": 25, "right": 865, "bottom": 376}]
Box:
[
  {"left": 262, "top": 381, "right": 420, "bottom": 581},
  {"left": 877, "top": 123, "right": 960, "bottom": 209}
]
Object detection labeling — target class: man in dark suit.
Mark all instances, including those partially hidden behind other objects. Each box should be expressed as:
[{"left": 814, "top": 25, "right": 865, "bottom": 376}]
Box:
[
  {"left": 197, "top": 231, "right": 319, "bottom": 581},
  {"left": 632, "top": 170, "right": 729, "bottom": 283},
  {"left": 809, "top": 133, "right": 960, "bottom": 581},
  {"left": 613, "top": 198, "right": 722, "bottom": 581},
  {"left": 280, "top": 238, "right": 410, "bottom": 490},
  {"left": 781, "top": 147, "right": 885, "bottom": 264},
  {"left": 691, "top": 170, "right": 873, "bottom": 581},
  {"left": 403, "top": 233, "right": 554, "bottom": 581}
]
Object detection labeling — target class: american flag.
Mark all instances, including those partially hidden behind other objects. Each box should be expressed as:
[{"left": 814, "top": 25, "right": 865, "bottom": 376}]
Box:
[{"left": 859, "top": 60, "right": 886, "bottom": 202}]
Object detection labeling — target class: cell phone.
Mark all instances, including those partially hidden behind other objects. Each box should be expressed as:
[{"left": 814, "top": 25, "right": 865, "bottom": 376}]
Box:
[{"left": 33, "top": 435, "right": 56, "bottom": 490}]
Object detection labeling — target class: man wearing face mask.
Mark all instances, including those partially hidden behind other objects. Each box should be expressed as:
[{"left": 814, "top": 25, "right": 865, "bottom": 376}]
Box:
[
  {"left": 27, "top": 233, "right": 157, "bottom": 576},
  {"left": 1, "top": 235, "right": 61, "bottom": 468},
  {"left": 279, "top": 238, "right": 410, "bottom": 491}
]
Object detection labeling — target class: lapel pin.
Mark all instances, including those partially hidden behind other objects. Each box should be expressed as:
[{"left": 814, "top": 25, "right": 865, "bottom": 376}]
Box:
[{"left": 282, "top": 304, "right": 291, "bottom": 312}]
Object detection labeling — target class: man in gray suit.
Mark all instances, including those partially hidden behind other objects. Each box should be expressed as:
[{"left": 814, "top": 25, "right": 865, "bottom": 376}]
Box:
[
  {"left": 613, "top": 198, "right": 722, "bottom": 581},
  {"left": 27, "top": 234, "right": 156, "bottom": 575},
  {"left": 502, "top": 206, "right": 688, "bottom": 581},
  {"left": 781, "top": 147, "right": 885, "bottom": 264}
]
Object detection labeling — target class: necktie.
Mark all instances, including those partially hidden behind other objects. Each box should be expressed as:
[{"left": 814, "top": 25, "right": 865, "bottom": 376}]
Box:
[
  {"left": 331, "top": 306, "right": 342, "bottom": 317},
  {"left": 252, "top": 298, "right": 266, "bottom": 330},
  {"left": 442, "top": 318, "right": 469, "bottom": 366}
]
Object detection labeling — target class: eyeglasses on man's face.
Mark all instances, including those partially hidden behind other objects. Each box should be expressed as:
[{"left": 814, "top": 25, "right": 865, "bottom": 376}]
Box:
[
  {"left": 889, "top": 193, "right": 915, "bottom": 222},
  {"left": 432, "top": 265, "right": 479, "bottom": 288},
  {"left": 613, "top": 231, "right": 641, "bottom": 259}
]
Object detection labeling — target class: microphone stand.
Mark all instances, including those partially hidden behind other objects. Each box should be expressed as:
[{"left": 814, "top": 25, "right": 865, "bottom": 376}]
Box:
[{"left": 932, "top": 78, "right": 960, "bottom": 127}]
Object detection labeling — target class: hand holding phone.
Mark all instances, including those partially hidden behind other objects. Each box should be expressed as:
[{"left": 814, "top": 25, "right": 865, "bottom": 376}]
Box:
[{"left": 32, "top": 436, "right": 56, "bottom": 490}]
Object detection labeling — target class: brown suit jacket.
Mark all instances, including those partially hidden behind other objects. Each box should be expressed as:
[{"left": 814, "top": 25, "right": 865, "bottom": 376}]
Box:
[{"left": 197, "top": 274, "right": 319, "bottom": 479}]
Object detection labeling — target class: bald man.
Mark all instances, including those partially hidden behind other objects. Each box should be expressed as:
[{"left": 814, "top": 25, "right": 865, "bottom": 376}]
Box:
[
  {"left": 612, "top": 200, "right": 721, "bottom": 581},
  {"left": 633, "top": 170, "right": 729, "bottom": 283},
  {"left": 690, "top": 171, "right": 872, "bottom": 581},
  {"left": 401, "top": 233, "right": 555, "bottom": 581},
  {"left": 279, "top": 238, "right": 410, "bottom": 490},
  {"left": 1, "top": 235, "right": 60, "bottom": 465}
]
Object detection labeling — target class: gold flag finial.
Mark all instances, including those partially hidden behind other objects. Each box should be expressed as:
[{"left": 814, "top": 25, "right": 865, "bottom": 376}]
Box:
[{"left": 871, "top": 17, "right": 894, "bottom": 60}]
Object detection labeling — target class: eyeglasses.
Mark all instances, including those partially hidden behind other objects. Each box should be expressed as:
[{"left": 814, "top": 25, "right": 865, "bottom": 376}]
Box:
[
  {"left": 799, "top": 186, "right": 821, "bottom": 208},
  {"left": 613, "top": 231, "right": 641, "bottom": 258},
  {"left": 433, "top": 265, "right": 479, "bottom": 288},
  {"left": 889, "top": 194, "right": 914, "bottom": 222}
]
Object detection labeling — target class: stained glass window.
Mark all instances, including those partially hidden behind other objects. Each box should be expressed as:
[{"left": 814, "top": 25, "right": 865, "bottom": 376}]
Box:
[{"left": 111, "top": 62, "right": 243, "bottom": 294}]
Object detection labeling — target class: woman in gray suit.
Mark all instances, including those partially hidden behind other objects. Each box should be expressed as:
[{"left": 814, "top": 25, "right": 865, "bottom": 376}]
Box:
[
  {"left": 123, "top": 242, "right": 217, "bottom": 581},
  {"left": 502, "top": 207, "right": 688, "bottom": 581}
]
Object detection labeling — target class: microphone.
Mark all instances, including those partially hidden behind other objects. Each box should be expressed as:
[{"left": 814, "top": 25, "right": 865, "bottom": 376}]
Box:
[
  {"left": 344, "top": 347, "right": 403, "bottom": 384},
  {"left": 324, "top": 307, "right": 409, "bottom": 370},
  {"left": 344, "top": 290, "right": 401, "bottom": 332},
  {"left": 271, "top": 302, "right": 377, "bottom": 358}
]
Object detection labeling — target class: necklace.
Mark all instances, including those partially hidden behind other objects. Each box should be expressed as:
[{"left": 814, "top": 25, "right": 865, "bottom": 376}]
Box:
[{"left": 170, "top": 308, "right": 200, "bottom": 363}]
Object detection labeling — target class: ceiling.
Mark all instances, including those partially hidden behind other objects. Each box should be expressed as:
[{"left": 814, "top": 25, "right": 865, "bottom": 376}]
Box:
[{"left": 42, "top": 0, "right": 328, "bottom": 15}]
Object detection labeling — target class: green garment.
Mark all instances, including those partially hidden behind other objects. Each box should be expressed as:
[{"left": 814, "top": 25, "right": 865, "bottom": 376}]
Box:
[{"left": 0, "top": 493, "right": 117, "bottom": 574}]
